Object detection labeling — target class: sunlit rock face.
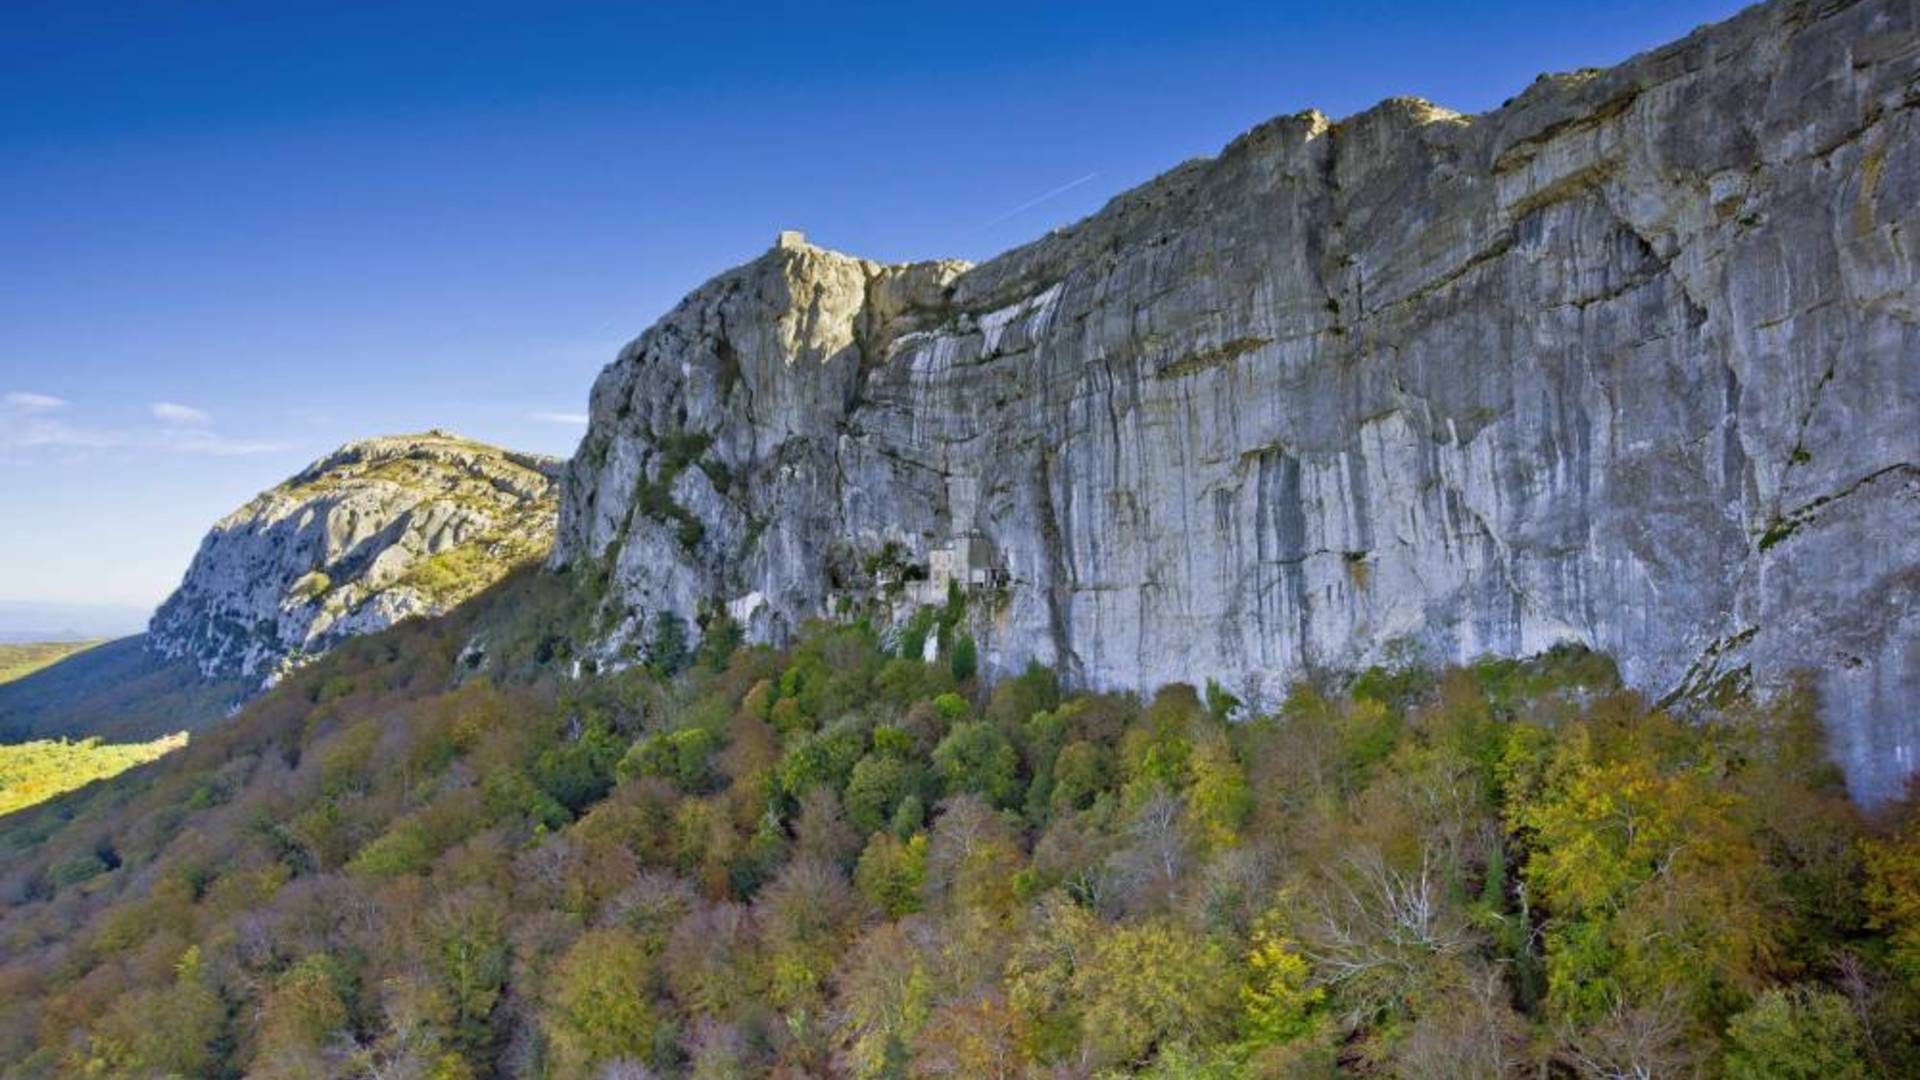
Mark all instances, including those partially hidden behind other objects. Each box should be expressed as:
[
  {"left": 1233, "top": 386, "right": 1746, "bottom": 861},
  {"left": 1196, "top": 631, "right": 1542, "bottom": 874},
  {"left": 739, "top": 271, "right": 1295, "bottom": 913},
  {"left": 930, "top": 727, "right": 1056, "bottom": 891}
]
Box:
[
  {"left": 559, "top": 0, "right": 1919, "bottom": 803},
  {"left": 152, "top": 432, "right": 560, "bottom": 685}
]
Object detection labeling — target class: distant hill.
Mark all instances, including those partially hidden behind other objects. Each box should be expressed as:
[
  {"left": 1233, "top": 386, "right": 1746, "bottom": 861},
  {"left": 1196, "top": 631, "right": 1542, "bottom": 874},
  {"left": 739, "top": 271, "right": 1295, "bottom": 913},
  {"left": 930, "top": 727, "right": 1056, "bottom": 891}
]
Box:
[
  {"left": 0, "top": 641, "right": 101, "bottom": 685},
  {"left": 149, "top": 430, "right": 560, "bottom": 686},
  {"left": 0, "top": 601, "right": 147, "bottom": 643},
  {"left": 0, "top": 636, "right": 238, "bottom": 743},
  {"left": 0, "top": 631, "right": 102, "bottom": 646},
  {"left": 0, "top": 432, "right": 560, "bottom": 746}
]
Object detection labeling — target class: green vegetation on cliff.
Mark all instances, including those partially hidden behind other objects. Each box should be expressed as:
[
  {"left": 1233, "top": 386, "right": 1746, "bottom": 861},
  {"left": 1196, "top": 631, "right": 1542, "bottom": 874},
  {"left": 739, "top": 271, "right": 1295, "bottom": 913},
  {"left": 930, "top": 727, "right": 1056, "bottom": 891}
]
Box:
[{"left": 0, "top": 570, "right": 1915, "bottom": 1077}]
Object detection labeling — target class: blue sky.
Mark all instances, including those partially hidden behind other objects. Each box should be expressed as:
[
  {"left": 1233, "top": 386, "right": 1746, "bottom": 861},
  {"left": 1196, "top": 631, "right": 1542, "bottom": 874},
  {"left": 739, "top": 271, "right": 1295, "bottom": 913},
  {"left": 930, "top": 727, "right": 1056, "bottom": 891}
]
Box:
[{"left": 0, "top": 0, "right": 1746, "bottom": 622}]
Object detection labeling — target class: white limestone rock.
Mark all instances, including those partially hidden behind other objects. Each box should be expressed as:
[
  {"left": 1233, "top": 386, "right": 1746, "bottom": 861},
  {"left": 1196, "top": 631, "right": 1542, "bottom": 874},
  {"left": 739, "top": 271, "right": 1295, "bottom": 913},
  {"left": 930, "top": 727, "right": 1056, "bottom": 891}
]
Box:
[
  {"left": 151, "top": 431, "right": 560, "bottom": 685},
  {"left": 557, "top": 0, "right": 1919, "bottom": 804}
]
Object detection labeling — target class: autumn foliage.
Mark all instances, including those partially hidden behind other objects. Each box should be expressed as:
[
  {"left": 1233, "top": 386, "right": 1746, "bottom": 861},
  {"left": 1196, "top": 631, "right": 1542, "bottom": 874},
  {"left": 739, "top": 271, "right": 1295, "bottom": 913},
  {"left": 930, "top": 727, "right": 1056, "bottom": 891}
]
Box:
[{"left": 0, "top": 571, "right": 1914, "bottom": 1077}]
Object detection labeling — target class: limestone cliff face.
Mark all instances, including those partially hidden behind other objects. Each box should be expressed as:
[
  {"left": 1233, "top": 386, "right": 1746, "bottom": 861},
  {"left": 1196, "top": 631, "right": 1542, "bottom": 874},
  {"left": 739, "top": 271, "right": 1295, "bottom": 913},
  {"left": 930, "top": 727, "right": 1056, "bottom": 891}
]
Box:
[
  {"left": 557, "top": 0, "right": 1919, "bottom": 803},
  {"left": 152, "top": 432, "right": 560, "bottom": 684}
]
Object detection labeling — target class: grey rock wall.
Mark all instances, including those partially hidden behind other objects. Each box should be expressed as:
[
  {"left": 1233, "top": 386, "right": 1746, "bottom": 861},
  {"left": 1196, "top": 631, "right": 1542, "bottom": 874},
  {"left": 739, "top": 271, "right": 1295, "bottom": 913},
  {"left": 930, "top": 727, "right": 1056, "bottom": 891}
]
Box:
[{"left": 558, "top": 0, "right": 1918, "bottom": 803}]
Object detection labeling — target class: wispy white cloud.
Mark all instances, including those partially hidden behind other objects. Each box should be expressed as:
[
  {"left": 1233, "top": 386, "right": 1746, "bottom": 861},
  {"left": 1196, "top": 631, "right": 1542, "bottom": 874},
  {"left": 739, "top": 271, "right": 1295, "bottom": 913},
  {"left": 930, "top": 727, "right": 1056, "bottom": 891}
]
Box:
[
  {"left": 3, "top": 415, "right": 123, "bottom": 451},
  {"left": 150, "top": 401, "right": 211, "bottom": 426},
  {"left": 0, "top": 402, "right": 279, "bottom": 457},
  {"left": 3, "top": 391, "right": 66, "bottom": 410},
  {"left": 530, "top": 411, "right": 590, "bottom": 426}
]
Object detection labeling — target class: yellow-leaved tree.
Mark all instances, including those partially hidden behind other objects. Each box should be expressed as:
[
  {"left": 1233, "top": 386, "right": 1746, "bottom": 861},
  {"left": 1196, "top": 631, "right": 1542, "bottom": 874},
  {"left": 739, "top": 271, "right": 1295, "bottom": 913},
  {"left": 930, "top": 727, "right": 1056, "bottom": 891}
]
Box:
[
  {"left": 1241, "top": 907, "right": 1325, "bottom": 1047},
  {"left": 1520, "top": 747, "right": 1772, "bottom": 1022}
]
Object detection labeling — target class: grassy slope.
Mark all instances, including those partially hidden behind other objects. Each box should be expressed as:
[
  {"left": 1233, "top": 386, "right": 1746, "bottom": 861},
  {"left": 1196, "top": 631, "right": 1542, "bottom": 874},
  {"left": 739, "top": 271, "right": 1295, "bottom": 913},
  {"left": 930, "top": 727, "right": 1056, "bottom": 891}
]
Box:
[
  {"left": 0, "top": 639, "right": 216, "bottom": 819},
  {"left": 0, "top": 635, "right": 241, "bottom": 743},
  {"left": 0, "top": 733, "right": 187, "bottom": 817},
  {"left": 0, "top": 641, "right": 101, "bottom": 685}
]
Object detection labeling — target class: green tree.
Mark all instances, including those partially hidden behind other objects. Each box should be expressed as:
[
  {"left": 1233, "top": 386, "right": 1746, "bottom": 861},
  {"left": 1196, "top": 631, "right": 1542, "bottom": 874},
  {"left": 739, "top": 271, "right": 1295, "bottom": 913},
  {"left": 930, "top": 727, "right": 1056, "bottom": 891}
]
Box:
[
  {"left": 855, "top": 831, "right": 928, "bottom": 917},
  {"left": 1074, "top": 920, "right": 1237, "bottom": 1067},
  {"left": 987, "top": 662, "right": 1060, "bottom": 731},
  {"left": 1187, "top": 732, "right": 1252, "bottom": 850},
  {"left": 1724, "top": 986, "right": 1869, "bottom": 1080},
  {"left": 257, "top": 953, "right": 353, "bottom": 1068},
  {"left": 427, "top": 887, "right": 511, "bottom": 1054},
  {"left": 778, "top": 718, "right": 868, "bottom": 801},
  {"left": 695, "top": 612, "right": 744, "bottom": 671},
  {"left": 545, "top": 927, "right": 660, "bottom": 1075},
  {"left": 648, "top": 610, "right": 691, "bottom": 677},
  {"left": 347, "top": 816, "right": 433, "bottom": 877},
  {"left": 620, "top": 726, "right": 719, "bottom": 791},
  {"left": 949, "top": 634, "right": 978, "bottom": 682},
  {"left": 1020, "top": 707, "right": 1071, "bottom": 821},
  {"left": 1121, "top": 685, "right": 1200, "bottom": 800},
  {"left": 891, "top": 792, "right": 927, "bottom": 837},
  {"left": 1203, "top": 678, "right": 1242, "bottom": 724},
  {"left": 846, "top": 753, "right": 925, "bottom": 836},
  {"left": 86, "top": 946, "right": 225, "bottom": 1078},
  {"left": 1004, "top": 892, "right": 1099, "bottom": 1063},
  {"left": 1520, "top": 750, "right": 1770, "bottom": 1021},
  {"left": 837, "top": 923, "right": 933, "bottom": 1079},
  {"left": 532, "top": 712, "right": 624, "bottom": 813},
  {"left": 1863, "top": 816, "right": 1920, "bottom": 989},
  {"left": 1049, "top": 740, "right": 1111, "bottom": 816},
  {"left": 933, "top": 721, "right": 1022, "bottom": 809}
]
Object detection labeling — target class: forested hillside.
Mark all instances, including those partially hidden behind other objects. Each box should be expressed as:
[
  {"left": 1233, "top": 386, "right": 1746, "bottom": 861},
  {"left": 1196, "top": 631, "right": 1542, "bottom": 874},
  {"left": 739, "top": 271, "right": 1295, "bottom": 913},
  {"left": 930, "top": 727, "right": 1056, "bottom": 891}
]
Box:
[{"left": 0, "top": 570, "right": 1914, "bottom": 1077}]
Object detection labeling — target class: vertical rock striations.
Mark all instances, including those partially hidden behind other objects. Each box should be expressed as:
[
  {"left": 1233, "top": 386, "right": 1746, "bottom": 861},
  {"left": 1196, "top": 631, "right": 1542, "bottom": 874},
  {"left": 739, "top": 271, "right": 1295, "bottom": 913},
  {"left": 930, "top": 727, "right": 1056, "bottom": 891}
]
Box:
[
  {"left": 557, "top": 0, "right": 1919, "bottom": 803},
  {"left": 152, "top": 432, "right": 560, "bottom": 685}
]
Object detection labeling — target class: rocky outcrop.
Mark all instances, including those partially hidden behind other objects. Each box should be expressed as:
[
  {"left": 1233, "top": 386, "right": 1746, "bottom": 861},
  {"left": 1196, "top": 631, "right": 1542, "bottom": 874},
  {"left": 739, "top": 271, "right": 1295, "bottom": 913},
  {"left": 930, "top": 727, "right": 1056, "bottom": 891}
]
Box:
[
  {"left": 557, "top": 0, "right": 1919, "bottom": 803},
  {"left": 152, "top": 432, "right": 560, "bottom": 684}
]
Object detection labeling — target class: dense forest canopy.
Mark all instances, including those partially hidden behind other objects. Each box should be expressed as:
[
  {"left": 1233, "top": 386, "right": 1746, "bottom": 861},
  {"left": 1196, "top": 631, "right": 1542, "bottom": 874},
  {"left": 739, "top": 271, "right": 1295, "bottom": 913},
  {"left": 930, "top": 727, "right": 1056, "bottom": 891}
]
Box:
[{"left": 0, "top": 568, "right": 1915, "bottom": 1078}]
